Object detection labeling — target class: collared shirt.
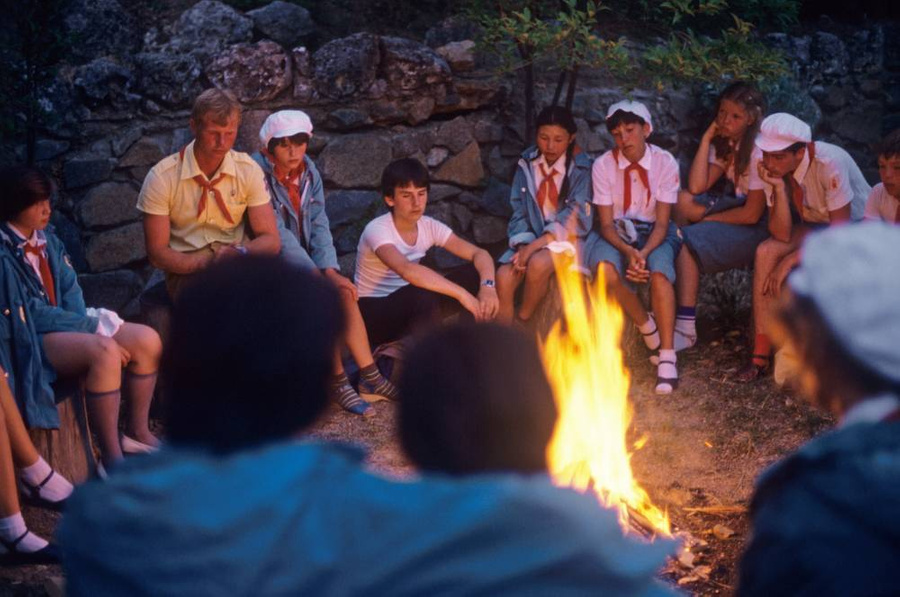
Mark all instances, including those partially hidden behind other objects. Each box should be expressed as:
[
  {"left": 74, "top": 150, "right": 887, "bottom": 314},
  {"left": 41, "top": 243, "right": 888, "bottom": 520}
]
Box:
[
  {"left": 532, "top": 153, "right": 567, "bottom": 222},
  {"left": 762, "top": 141, "right": 870, "bottom": 224},
  {"left": 8, "top": 224, "right": 48, "bottom": 286},
  {"left": 136, "top": 141, "right": 271, "bottom": 252},
  {"left": 864, "top": 183, "right": 900, "bottom": 223},
  {"left": 709, "top": 141, "right": 764, "bottom": 198},
  {"left": 591, "top": 144, "right": 680, "bottom": 223}
]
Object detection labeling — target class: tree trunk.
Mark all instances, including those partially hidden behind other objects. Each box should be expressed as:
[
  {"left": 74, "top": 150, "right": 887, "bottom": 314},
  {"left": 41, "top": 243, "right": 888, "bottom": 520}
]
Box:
[{"left": 28, "top": 394, "right": 94, "bottom": 484}]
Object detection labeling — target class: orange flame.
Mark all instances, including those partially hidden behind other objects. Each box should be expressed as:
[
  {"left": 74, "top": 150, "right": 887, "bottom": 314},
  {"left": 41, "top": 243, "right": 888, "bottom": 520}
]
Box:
[{"left": 543, "top": 250, "right": 671, "bottom": 536}]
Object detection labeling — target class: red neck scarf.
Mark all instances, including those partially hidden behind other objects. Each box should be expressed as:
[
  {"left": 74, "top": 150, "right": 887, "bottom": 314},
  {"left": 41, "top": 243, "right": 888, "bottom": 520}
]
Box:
[
  {"left": 614, "top": 149, "right": 650, "bottom": 214},
  {"left": 536, "top": 162, "right": 560, "bottom": 212},
  {"left": 23, "top": 243, "right": 56, "bottom": 306},
  {"left": 180, "top": 146, "right": 235, "bottom": 225}
]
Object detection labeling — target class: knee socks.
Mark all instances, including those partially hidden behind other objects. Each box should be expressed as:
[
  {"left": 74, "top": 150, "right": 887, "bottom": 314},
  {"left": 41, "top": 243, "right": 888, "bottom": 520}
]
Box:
[{"left": 85, "top": 388, "right": 123, "bottom": 466}]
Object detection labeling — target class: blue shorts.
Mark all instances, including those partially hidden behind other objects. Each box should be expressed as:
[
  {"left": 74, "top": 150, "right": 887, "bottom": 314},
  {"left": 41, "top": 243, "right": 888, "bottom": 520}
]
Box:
[
  {"left": 583, "top": 221, "right": 682, "bottom": 285},
  {"left": 681, "top": 194, "right": 769, "bottom": 274}
]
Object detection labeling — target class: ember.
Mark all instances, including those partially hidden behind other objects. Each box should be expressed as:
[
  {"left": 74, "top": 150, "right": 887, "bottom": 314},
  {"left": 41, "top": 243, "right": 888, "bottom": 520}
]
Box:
[{"left": 543, "top": 249, "right": 671, "bottom": 538}]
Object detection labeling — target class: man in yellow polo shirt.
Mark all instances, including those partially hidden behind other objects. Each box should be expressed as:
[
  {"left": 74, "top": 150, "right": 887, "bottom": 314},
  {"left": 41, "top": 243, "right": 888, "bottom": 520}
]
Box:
[{"left": 137, "top": 88, "right": 280, "bottom": 297}]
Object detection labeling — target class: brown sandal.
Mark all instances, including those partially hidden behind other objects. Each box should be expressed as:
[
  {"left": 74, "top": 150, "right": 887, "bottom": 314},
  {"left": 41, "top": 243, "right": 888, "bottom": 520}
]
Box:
[{"left": 733, "top": 354, "right": 771, "bottom": 383}]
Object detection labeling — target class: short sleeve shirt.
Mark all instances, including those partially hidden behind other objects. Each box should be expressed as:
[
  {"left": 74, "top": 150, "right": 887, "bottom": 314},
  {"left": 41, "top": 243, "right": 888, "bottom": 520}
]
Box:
[
  {"left": 709, "top": 141, "right": 764, "bottom": 198},
  {"left": 136, "top": 141, "right": 271, "bottom": 252},
  {"left": 864, "top": 184, "right": 900, "bottom": 223},
  {"left": 761, "top": 141, "right": 870, "bottom": 224},
  {"left": 355, "top": 214, "right": 453, "bottom": 298},
  {"left": 591, "top": 144, "right": 680, "bottom": 223}
]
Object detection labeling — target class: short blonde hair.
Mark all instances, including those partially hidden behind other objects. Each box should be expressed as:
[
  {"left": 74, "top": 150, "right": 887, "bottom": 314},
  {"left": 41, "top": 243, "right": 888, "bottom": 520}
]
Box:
[{"left": 191, "top": 88, "right": 241, "bottom": 127}]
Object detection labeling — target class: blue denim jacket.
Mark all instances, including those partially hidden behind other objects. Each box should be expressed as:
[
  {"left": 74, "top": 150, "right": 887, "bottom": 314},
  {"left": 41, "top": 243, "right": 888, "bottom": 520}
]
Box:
[
  {"left": 500, "top": 147, "right": 594, "bottom": 263},
  {"left": 0, "top": 224, "right": 98, "bottom": 428},
  {"left": 252, "top": 153, "right": 339, "bottom": 271}
]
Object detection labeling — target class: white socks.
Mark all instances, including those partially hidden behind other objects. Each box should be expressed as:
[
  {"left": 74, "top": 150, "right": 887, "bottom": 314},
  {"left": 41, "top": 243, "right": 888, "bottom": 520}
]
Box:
[
  {"left": 0, "top": 513, "right": 48, "bottom": 554},
  {"left": 638, "top": 314, "right": 660, "bottom": 351},
  {"left": 20, "top": 457, "right": 74, "bottom": 504},
  {"left": 655, "top": 349, "right": 678, "bottom": 395},
  {"left": 675, "top": 308, "right": 697, "bottom": 351}
]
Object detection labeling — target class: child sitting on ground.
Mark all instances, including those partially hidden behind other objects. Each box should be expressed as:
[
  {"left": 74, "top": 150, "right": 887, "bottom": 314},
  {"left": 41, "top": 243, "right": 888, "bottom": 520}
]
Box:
[
  {"left": 582, "top": 100, "right": 682, "bottom": 394},
  {"left": 355, "top": 158, "right": 498, "bottom": 346},
  {"left": 674, "top": 82, "right": 769, "bottom": 350},
  {"left": 864, "top": 128, "right": 900, "bottom": 224},
  {"left": 496, "top": 106, "right": 593, "bottom": 325},
  {"left": 736, "top": 113, "right": 870, "bottom": 382},
  {"left": 252, "top": 110, "right": 397, "bottom": 418}
]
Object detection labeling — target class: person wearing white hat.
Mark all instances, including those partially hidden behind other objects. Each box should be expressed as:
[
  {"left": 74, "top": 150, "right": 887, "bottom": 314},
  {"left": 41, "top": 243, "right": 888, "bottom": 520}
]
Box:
[
  {"left": 738, "top": 222, "right": 900, "bottom": 595},
  {"left": 735, "top": 112, "right": 870, "bottom": 382},
  {"left": 252, "top": 110, "right": 399, "bottom": 418},
  {"left": 137, "top": 88, "right": 281, "bottom": 298},
  {"left": 864, "top": 128, "right": 900, "bottom": 224},
  {"left": 582, "top": 100, "right": 682, "bottom": 394}
]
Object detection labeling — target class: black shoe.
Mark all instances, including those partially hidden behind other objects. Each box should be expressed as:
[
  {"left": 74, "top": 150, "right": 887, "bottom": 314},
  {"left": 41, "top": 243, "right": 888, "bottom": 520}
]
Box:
[
  {"left": 20, "top": 470, "right": 68, "bottom": 512},
  {"left": 0, "top": 532, "right": 60, "bottom": 566}
]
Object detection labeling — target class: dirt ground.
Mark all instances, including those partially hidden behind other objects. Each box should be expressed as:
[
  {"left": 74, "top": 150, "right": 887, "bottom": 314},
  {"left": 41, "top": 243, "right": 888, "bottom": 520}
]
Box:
[{"left": 0, "top": 321, "right": 829, "bottom": 596}]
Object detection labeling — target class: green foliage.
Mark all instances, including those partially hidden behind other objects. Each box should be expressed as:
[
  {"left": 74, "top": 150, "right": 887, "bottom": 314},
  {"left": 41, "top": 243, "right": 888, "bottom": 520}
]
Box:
[{"left": 603, "top": 0, "right": 799, "bottom": 33}]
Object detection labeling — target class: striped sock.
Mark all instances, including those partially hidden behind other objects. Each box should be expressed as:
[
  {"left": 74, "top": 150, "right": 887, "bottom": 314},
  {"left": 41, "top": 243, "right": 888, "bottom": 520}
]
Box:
[
  {"left": 675, "top": 306, "right": 697, "bottom": 351},
  {"left": 358, "top": 364, "right": 399, "bottom": 402},
  {"left": 330, "top": 373, "right": 371, "bottom": 416}
]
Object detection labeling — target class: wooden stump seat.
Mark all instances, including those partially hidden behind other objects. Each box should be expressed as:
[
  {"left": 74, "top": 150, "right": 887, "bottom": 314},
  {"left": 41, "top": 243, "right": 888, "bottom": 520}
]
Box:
[{"left": 28, "top": 383, "right": 95, "bottom": 484}]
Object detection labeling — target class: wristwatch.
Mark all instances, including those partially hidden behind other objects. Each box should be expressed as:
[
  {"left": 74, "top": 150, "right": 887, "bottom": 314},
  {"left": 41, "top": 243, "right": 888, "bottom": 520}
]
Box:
[
  {"left": 481, "top": 279, "right": 495, "bottom": 288},
  {"left": 233, "top": 244, "right": 249, "bottom": 255}
]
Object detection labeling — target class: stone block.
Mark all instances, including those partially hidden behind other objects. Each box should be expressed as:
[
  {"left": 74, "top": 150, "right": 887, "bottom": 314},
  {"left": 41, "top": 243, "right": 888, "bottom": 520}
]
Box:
[
  {"left": 325, "top": 190, "right": 382, "bottom": 227},
  {"left": 206, "top": 40, "right": 292, "bottom": 103},
  {"left": 78, "top": 270, "right": 144, "bottom": 313},
  {"left": 64, "top": 157, "right": 116, "bottom": 190},
  {"left": 120, "top": 136, "right": 168, "bottom": 168},
  {"left": 436, "top": 116, "right": 474, "bottom": 154},
  {"left": 318, "top": 134, "right": 393, "bottom": 188},
  {"left": 77, "top": 182, "right": 141, "bottom": 229},
  {"left": 313, "top": 33, "right": 380, "bottom": 99},
  {"left": 247, "top": 1, "right": 314, "bottom": 49},
  {"left": 84, "top": 223, "right": 146, "bottom": 272},
  {"left": 433, "top": 141, "right": 484, "bottom": 188},
  {"left": 471, "top": 214, "right": 508, "bottom": 244}
]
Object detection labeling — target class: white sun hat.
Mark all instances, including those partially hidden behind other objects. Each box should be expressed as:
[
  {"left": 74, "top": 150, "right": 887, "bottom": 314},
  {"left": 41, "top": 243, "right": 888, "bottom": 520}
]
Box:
[
  {"left": 259, "top": 110, "right": 314, "bottom": 149},
  {"left": 755, "top": 113, "right": 812, "bottom": 152},
  {"left": 606, "top": 100, "right": 653, "bottom": 134}
]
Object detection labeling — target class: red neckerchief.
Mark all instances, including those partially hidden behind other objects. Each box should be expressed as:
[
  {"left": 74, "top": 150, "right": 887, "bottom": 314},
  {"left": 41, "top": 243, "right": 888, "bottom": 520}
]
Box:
[
  {"left": 613, "top": 148, "right": 650, "bottom": 214},
  {"left": 536, "top": 162, "right": 560, "bottom": 212},
  {"left": 180, "top": 146, "right": 235, "bottom": 225},
  {"left": 22, "top": 243, "right": 56, "bottom": 306}
]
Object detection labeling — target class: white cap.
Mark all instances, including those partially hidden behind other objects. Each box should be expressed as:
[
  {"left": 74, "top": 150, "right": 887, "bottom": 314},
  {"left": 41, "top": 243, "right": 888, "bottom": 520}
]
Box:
[
  {"left": 755, "top": 113, "right": 812, "bottom": 152},
  {"left": 788, "top": 222, "right": 900, "bottom": 384},
  {"left": 606, "top": 100, "right": 653, "bottom": 134},
  {"left": 259, "top": 110, "right": 313, "bottom": 149}
]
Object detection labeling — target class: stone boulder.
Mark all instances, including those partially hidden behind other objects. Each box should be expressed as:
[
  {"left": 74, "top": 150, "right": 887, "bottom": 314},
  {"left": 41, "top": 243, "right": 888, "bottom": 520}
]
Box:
[
  {"left": 236, "top": 110, "right": 272, "bottom": 154},
  {"left": 811, "top": 31, "right": 849, "bottom": 80},
  {"left": 436, "top": 116, "right": 474, "bottom": 154},
  {"left": 435, "top": 40, "right": 476, "bottom": 73},
  {"left": 78, "top": 270, "right": 144, "bottom": 313},
  {"left": 111, "top": 127, "right": 143, "bottom": 157},
  {"left": 207, "top": 41, "right": 292, "bottom": 104},
  {"left": 433, "top": 141, "right": 484, "bottom": 188},
  {"left": 64, "top": 0, "right": 139, "bottom": 64},
  {"left": 76, "top": 182, "right": 141, "bottom": 229},
  {"left": 380, "top": 37, "right": 452, "bottom": 93},
  {"left": 324, "top": 190, "right": 381, "bottom": 227},
  {"left": 84, "top": 223, "right": 147, "bottom": 272},
  {"left": 32, "top": 140, "right": 70, "bottom": 162},
  {"left": 313, "top": 33, "right": 380, "bottom": 99},
  {"left": 471, "top": 214, "right": 508, "bottom": 244},
  {"left": 479, "top": 178, "right": 513, "bottom": 218},
  {"left": 830, "top": 101, "right": 883, "bottom": 145},
  {"left": 291, "top": 47, "right": 315, "bottom": 102},
  {"left": 247, "top": 1, "right": 315, "bottom": 49},
  {"left": 169, "top": 0, "right": 253, "bottom": 60},
  {"left": 120, "top": 136, "right": 168, "bottom": 168},
  {"left": 64, "top": 157, "right": 116, "bottom": 190},
  {"left": 424, "top": 16, "right": 481, "bottom": 49},
  {"left": 318, "top": 134, "right": 392, "bottom": 188},
  {"left": 135, "top": 52, "right": 204, "bottom": 108},
  {"left": 49, "top": 213, "right": 87, "bottom": 272},
  {"left": 73, "top": 58, "right": 134, "bottom": 106}
]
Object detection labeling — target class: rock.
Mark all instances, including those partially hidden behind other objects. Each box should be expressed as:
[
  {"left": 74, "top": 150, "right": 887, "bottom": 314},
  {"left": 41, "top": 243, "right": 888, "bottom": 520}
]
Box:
[
  {"left": 64, "top": 158, "right": 116, "bottom": 190},
  {"left": 436, "top": 116, "right": 474, "bottom": 154},
  {"left": 49, "top": 213, "right": 87, "bottom": 272},
  {"left": 318, "top": 134, "right": 392, "bottom": 188},
  {"left": 576, "top": 118, "right": 608, "bottom": 154},
  {"left": 76, "top": 182, "right": 141, "bottom": 229},
  {"left": 848, "top": 27, "right": 883, "bottom": 75},
  {"left": 169, "top": 129, "right": 194, "bottom": 154},
  {"left": 440, "top": 78, "right": 503, "bottom": 113},
  {"left": 697, "top": 268, "right": 752, "bottom": 321},
  {"left": 860, "top": 80, "right": 882, "bottom": 99},
  {"left": 247, "top": 1, "right": 315, "bottom": 49},
  {"left": 313, "top": 33, "right": 380, "bottom": 99},
  {"left": 135, "top": 52, "right": 204, "bottom": 108},
  {"left": 479, "top": 178, "right": 512, "bottom": 217},
  {"left": 424, "top": 16, "right": 481, "bottom": 48},
  {"left": 472, "top": 118, "right": 504, "bottom": 144},
  {"left": 84, "top": 223, "right": 147, "bottom": 272},
  {"left": 425, "top": 201, "right": 455, "bottom": 227},
  {"left": 426, "top": 147, "right": 449, "bottom": 167},
  {"left": 405, "top": 96, "right": 437, "bottom": 125},
  {"left": 206, "top": 40, "right": 292, "bottom": 103},
  {"left": 392, "top": 128, "right": 437, "bottom": 158},
  {"left": 324, "top": 190, "right": 382, "bottom": 227},
  {"left": 73, "top": 58, "right": 133, "bottom": 105},
  {"left": 327, "top": 109, "right": 371, "bottom": 130},
  {"left": 428, "top": 184, "right": 462, "bottom": 203},
  {"left": 120, "top": 136, "right": 168, "bottom": 168},
  {"left": 63, "top": 0, "right": 139, "bottom": 64},
  {"left": 333, "top": 226, "right": 363, "bottom": 255},
  {"left": 458, "top": 191, "right": 480, "bottom": 210},
  {"left": 111, "top": 127, "right": 143, "bottom": 157},
  {"left": 487, "top": 146, "right": 516, "bottom": 181},
  {"left": 435, "top": 40, "right": 476, "bottom": 73},
  {"left": 380, "top": 37, "right": 452, "bottom": 93},
  {"left": 235, "top": 110, "right": 271, "bottom": 154},
  {"left": 338, "top": 252, "right": 357, "bottom": 278},
  {"left": 169, "top": 0, "right": 253, "bottom": 62},
  {"left": 291, "top": 47, "right": 315, "bottom": 102},
  {"left": 78, "top": 270, "right": 144, "bottom": 313},
  {"left": 34, "top": 140, "right": 70, "bottom": 162},
  {"left": 471, "top": 214, "right": 508, "bottom": 244},
  {"left": 820, "top": 85, "right": 851, "bottom": 110},
  {"left": 811, "top": 32, "right": 849, "bottom": 79},
  {"left": 429, "top": 247, "right": 467, "bottom": 270},
  {"left": 451, "top": 202, "right": 474, "bottom": 233},
  {"left": 830, "top": 101, "right": 882, "bottom": 145},
  {"left": 433, "top": 141, "right": 484, "bottom": 187}
]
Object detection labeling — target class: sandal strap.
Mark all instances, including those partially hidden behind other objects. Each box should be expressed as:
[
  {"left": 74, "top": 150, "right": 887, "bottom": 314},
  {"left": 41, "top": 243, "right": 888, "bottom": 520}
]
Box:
[
  {"left": 658, "top": 359, "right": 677, "bottom": 366},
  {"left": 20, "top": 470, "right": 55, "bottom": 499},
  {"left": 640, "top": 326, "right": 658, "bottom": 337},
  {"left": 0, "top": 530, "right": 30, "bottom": 553}
]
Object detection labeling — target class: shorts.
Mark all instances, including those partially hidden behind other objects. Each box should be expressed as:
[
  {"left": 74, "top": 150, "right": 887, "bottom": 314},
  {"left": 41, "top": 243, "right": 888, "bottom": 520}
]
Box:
[{"left": 583, "top": 221, "right": 682, "bottom": 285}]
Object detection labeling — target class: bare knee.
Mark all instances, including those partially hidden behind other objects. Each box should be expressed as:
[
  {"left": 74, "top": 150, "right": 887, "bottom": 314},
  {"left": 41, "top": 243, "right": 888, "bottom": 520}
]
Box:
[
  {"left": 650, "top": 271, "right": 671, "bottom": 288},
  {"left": 526, "top": 251, "right": 554, "bottom": 280},
  {"left": 754, "top": 238, "right": 787, "bottom": 268},
  {"left": 89, "top": 337, "right": 123, "bottom": 373},
  {"left": 599, "top": 262, "right": 620, "bottom": 286}
]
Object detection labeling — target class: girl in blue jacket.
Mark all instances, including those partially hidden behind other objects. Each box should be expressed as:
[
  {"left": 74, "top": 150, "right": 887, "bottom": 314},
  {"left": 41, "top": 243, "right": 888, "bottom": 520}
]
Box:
[
  {"left": 496, "top": 106, "right": 592, "bottom": 324},
  {"left": 0, "top": 166, "right": 162, "bottom": 471}
]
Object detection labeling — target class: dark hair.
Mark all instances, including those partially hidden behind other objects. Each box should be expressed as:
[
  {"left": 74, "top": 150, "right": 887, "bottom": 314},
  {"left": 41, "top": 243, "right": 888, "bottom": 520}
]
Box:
[
  {"left": 875, "top": 128, "right": 900, "bottom": 160},
  {"left": 0, "top": 166, "right": 54, "bottom": 223},
  {"left": 266, "top": 133, "right": 311, "bottom": 156},
  {"left": 605, "top": 109, "right": 646, "bottom": 133},
  {"left": 399, "top": 323, "right": 557, "bottom": 475},
  {"left": 709, "top": 81, "right": 766, "bottom": 183},
  {"left": 163, "top": 256, "right": 343, "bottom": 453},
  {"left": 784, "top": 141, "right": 807, "bottom": 153},
  {"left": 774, "top": 294, "right": 899, "bottom": 410},
  {"left": 381, "top": 158, "right": 430, "bottom": 199}
]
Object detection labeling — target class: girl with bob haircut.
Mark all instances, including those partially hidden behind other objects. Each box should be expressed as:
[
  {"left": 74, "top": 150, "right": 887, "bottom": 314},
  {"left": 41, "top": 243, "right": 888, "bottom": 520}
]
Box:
[
  {"left": 0, "top": 166, "right": 162, "bottom": 471},
  {"left": 496, "top": 106, "right": 593, "bottom": 324}
]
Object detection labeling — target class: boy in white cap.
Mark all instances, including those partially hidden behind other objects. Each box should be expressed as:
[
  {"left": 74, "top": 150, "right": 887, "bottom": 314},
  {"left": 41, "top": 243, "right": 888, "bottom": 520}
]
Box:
[
  {"left": 583, "top": 100, "right": 682, "bottom": 394},
  {"left": 864, "top": 128, "right": 900, "bottom": 223},
  {"left": 736, "top": 112, "right": 870, "bottom": 381},
  {"left": 253, "top": 110, "right": 398, "bottom": 417},
  {"left": 738, "top": 222, "right": 900, "bottom": 595}
]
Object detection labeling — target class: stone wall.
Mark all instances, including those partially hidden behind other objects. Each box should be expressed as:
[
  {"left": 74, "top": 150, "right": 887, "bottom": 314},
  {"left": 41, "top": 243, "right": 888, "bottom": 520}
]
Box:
[{"left": 11, "top": 0, "right": 898, "bottom": 319}]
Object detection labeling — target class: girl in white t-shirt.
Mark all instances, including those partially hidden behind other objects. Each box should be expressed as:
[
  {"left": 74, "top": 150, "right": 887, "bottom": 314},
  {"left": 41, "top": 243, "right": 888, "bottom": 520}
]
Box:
[{"left": 355, "top": 159, "right": 498, "bottom": 347}]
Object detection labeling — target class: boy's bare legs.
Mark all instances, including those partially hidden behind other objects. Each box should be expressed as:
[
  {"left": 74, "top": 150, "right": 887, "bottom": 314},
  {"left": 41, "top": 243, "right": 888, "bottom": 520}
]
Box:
[
  {"left": 518, "top": 250, "right": 555, "bottom": 321},
  {"left": 496, "top": 264, "right": 522, "bottom": 324},
  {"left": 113, "top": 323, "right": 161, "bottom": 447},
  {"left": 651, "top": 273, "right": 675, "bottom": 351},
  {"left": 675, "top": 248, "right": 701, "bottom": 313},
  {"left": 600, "top": 262, "right": 648, "bottom": 325},
  {"left": 338, "top": 287, "right": 376, "bottom": 369}
]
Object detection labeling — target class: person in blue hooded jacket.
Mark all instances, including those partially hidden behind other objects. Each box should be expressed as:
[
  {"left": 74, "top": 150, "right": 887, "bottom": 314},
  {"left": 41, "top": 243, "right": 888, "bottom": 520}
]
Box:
[
  {"left": 738, "top": 222, "right": 900, "bottom": 596},
  {"left": 496, "top": 106, "right": 593, "bottom": 324},
  {"left": 252, "top": 110, "right": 397, "bottom": 418},
  {"left": 0, "top": 166, "right": 161, "bottom": 470}
]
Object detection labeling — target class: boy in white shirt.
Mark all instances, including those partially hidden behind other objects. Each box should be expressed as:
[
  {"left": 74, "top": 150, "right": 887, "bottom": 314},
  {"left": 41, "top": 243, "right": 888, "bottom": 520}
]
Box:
[
  {"left": 737, "top": 113, "right": 869, "bottom": 382},
  {"left": 583, "top": 100, "right": 682, "bottom": 394},
  {"left": 355, "top": 159, "right": 498, "bottom": 346},
  {"left": 864, "top": 129, "right": 900, "bottom": 224}
]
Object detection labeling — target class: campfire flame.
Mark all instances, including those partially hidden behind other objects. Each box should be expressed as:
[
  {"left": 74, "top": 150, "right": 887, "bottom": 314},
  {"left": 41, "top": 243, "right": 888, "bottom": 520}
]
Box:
[{"left": 543, "top": 251, "right": 671, "bottom": 537}]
